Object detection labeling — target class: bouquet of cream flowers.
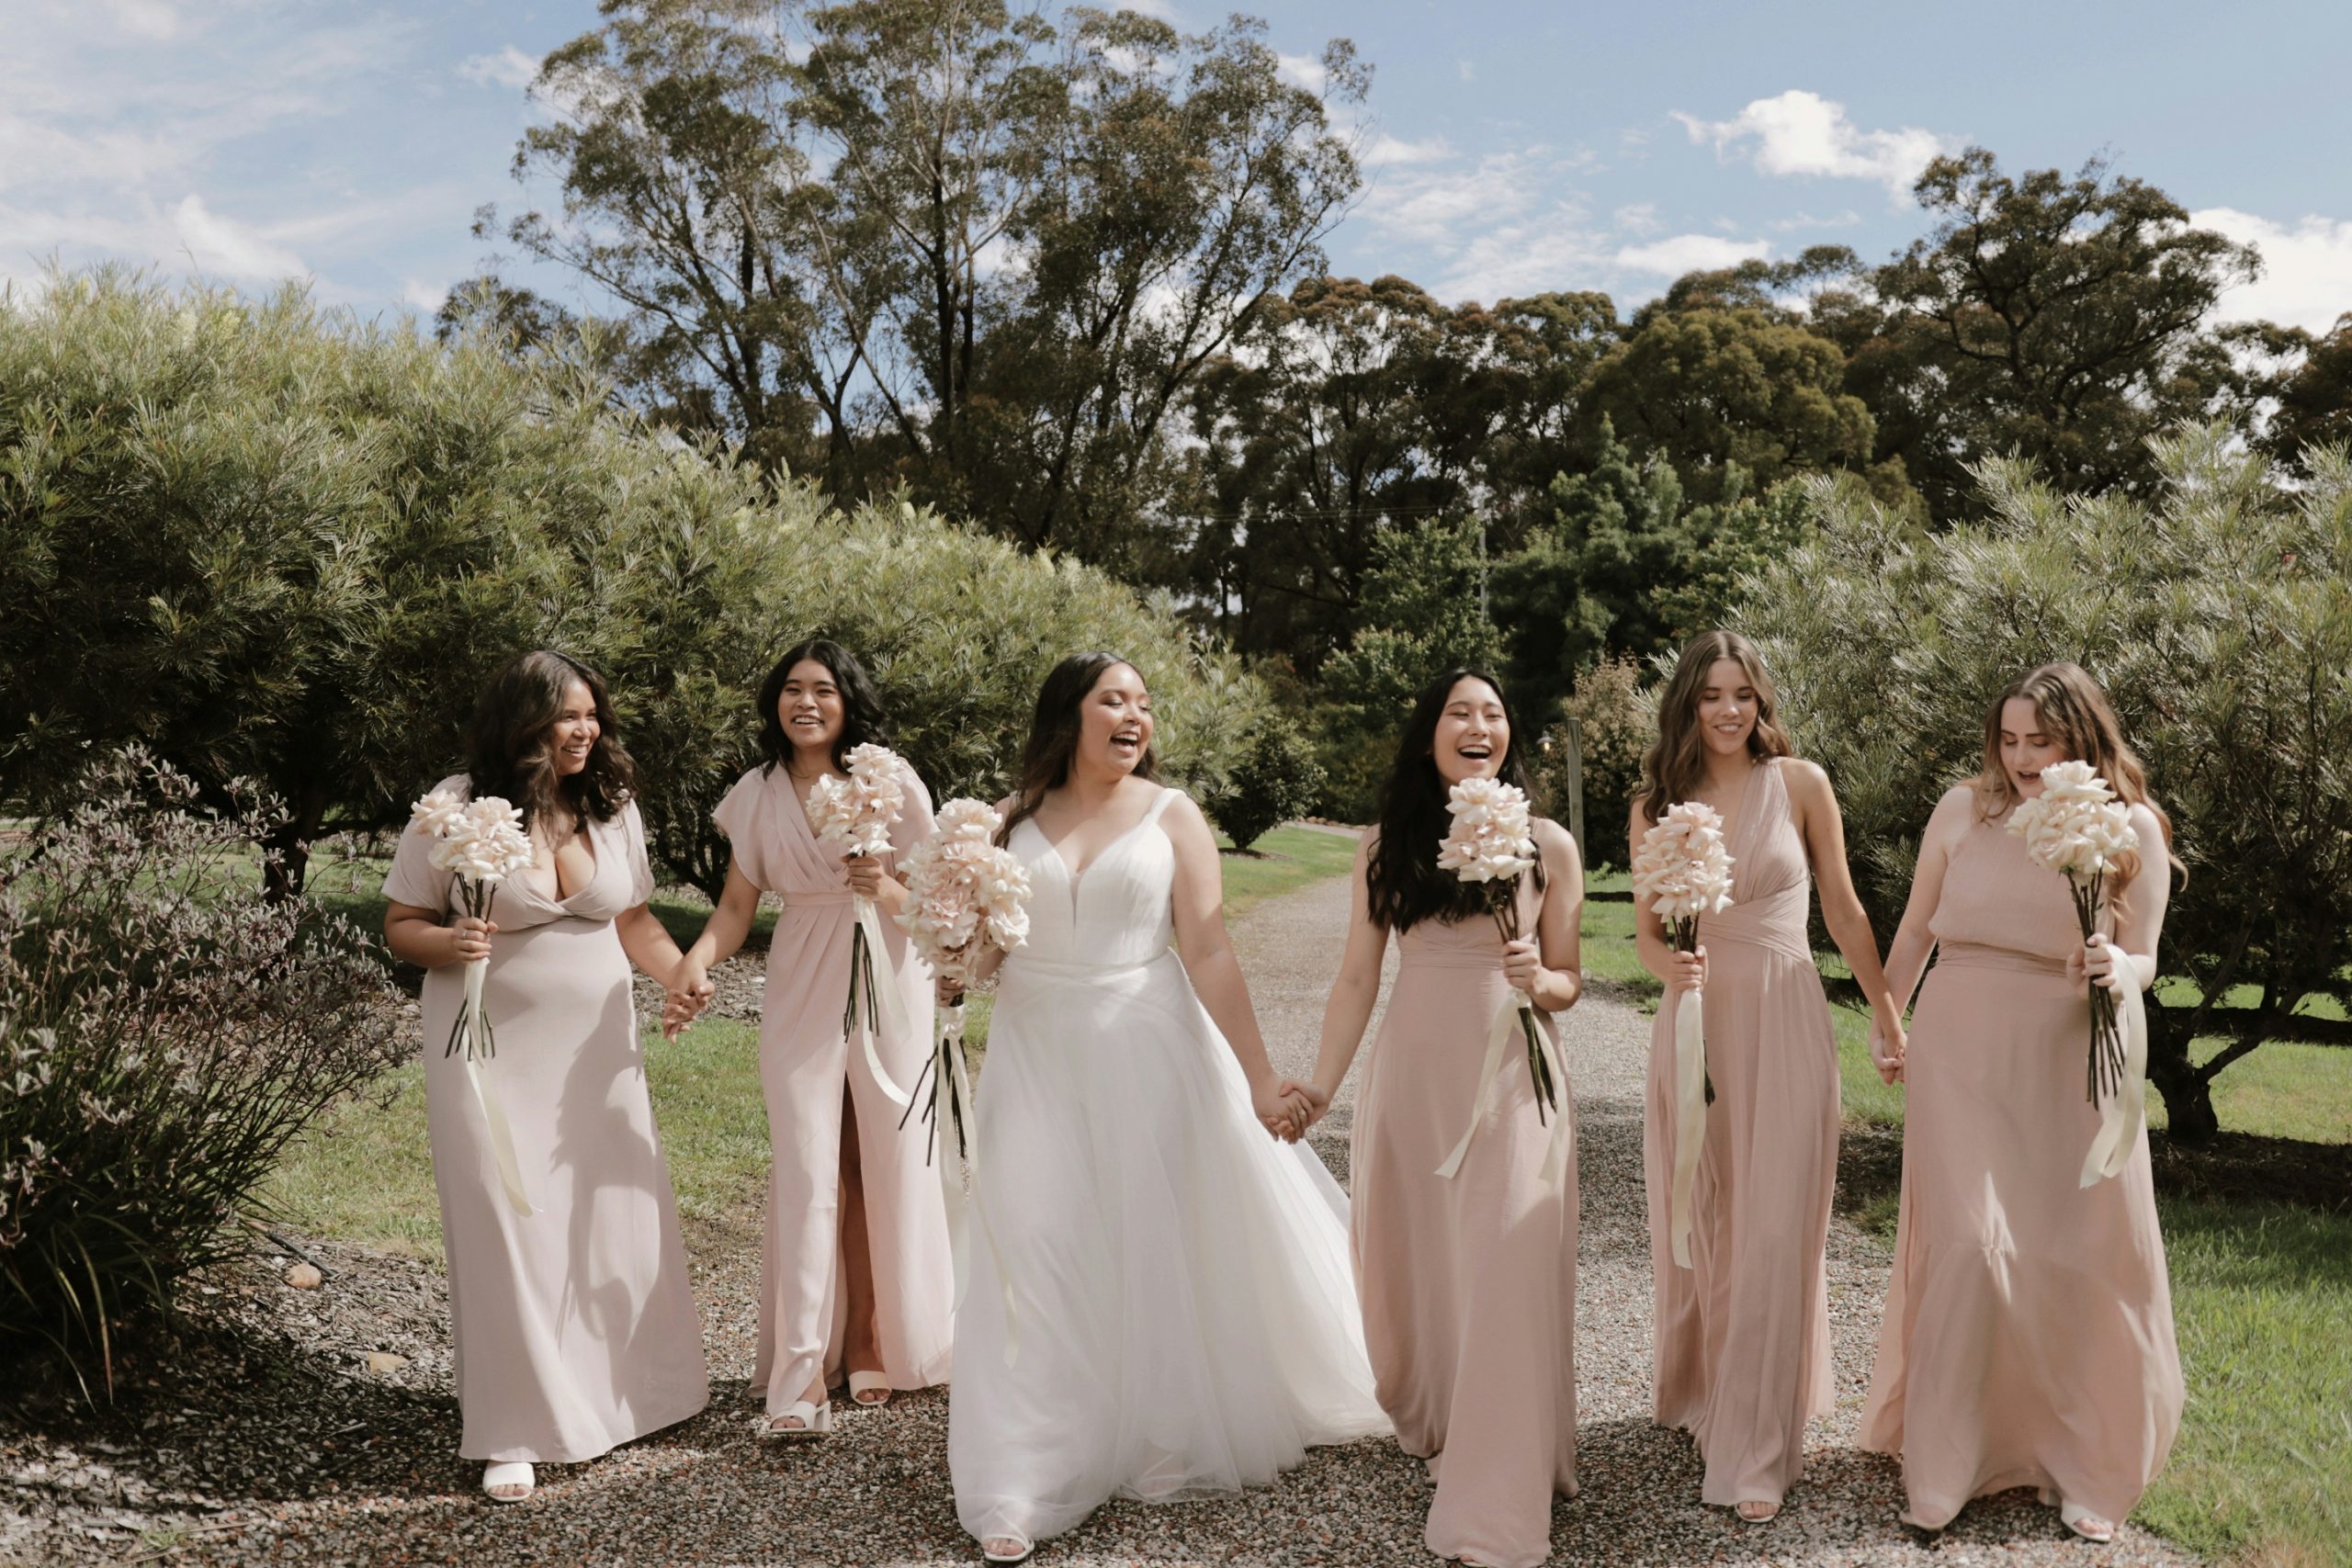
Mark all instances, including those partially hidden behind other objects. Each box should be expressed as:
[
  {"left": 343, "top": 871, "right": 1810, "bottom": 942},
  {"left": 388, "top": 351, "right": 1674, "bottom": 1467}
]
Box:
[
  {"left": 408, "top": 788, "right": 536, "bottom": 1062},
  {"left": 2008, "top": 760, "right": 2139, "bottom": 1108},
  {"left": 1432, "top": 778, "right": 1567, "bottom": 1183},
  {"left": 1632, "top": 800, "right": 1736, "bottom": 1267},
  {"left": 805, "top": 743, "right": 910, "bottom": 1051},
  {"left": 893, "top": 798, "right": 1031, "bottom": 1170}
]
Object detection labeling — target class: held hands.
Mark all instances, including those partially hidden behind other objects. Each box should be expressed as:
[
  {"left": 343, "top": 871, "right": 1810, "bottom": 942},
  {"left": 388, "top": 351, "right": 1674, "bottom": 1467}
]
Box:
[
  {"left": 1666, "top": 944, "right": 1708, "bottom": 997},
  {"left": 2067, "top": 932, "right": 2134, "bottom": 998},
  {"left": 1501, "top": 937, "right": 1545, "bottom": 995},
  {"left": 1252, "top": 1076, "right": 1327, "bottom": 1145},
  {"left": 1868, "top": 1012, "right": 1908, "bottom": 1086},
  {"left": 447, "top": 916, "right": 495, "bottom": 965},
  {"left": 662, "top": 958, "right": 716, "bottom": 1042}
]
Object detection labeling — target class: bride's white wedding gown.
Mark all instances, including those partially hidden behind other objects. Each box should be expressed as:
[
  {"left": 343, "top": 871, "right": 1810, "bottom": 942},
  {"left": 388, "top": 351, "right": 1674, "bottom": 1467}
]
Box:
[{"left": 948, "top": 786, "right": 1389, "bottom": 1548}]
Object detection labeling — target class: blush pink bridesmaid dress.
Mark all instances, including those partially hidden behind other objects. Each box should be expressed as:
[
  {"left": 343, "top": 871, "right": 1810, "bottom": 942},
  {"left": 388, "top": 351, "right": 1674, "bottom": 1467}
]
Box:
[
  {"left": 386, "top": 781, "right": 709, "bottom": 1463},
  {"left": 711, "top": 759, "right": 954, "bottom": 1416},
  {"left": 1860, "top": 811, "right": 2182, "bottom": 1529},
  {"left": 1642, "top": 757, "right": 1838, "bottom": 1508},
  {"left": 1351, "top": 868, "right": 1577, "bottom": 1568}
]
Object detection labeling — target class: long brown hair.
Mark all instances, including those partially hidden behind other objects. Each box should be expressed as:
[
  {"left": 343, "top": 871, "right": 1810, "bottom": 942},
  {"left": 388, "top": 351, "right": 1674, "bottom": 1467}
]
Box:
[
  {"left": 1636, "top": 629, "right": 1793, "bottom": 824},
  {"left": 463, "top": 649, "right": 635, "bottom": 829},
  {"left": 997, "top": 652, "right": 1161, "bottom": 846},
  {"left": 1976, "top": 662, "right": 2180, "bottom": 891}
]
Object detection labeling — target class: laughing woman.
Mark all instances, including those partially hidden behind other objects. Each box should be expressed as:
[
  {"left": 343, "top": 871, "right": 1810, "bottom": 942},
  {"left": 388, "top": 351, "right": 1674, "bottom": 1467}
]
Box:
[
  {"left": 1860, "top": 663, "right": 2181, "bottom": 1543},
  {"left": 1304, "top": 668, "right": 1585, "bottom": 1568},
  {"left": 382, "top": 650, "right": 709, "bottom": 1505},
  {"left": 668, "top": 640, "right": 953, "bottom": 1436}
]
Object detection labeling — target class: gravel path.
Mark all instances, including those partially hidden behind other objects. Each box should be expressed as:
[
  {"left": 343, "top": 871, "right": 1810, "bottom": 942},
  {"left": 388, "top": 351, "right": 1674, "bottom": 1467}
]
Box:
[{"left": 2, "top": 859, "right": 2199, "bottom": 1566}]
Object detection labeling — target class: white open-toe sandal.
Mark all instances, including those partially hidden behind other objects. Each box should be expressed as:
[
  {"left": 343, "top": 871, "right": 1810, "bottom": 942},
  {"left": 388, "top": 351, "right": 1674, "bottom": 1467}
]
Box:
[
  {"left": 481, "top": 1461, "right": 534, "bottom": 1503},
  {"left": 2040, "top": 1488, "right": 2114, "bottom": 1543},
  {"left": 980, "top": 1534, "right": 1033, "bottom": 1564},
  {"left": 847, "top": 1370, "right": 892, "bottom": 1408},
  {"left": 762, "top": 1399, "right": 834, "bottom": 1439}
]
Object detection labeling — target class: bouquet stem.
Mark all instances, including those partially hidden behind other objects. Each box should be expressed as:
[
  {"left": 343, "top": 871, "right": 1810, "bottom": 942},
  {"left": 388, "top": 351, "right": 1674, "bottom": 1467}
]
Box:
[
  {"left": 1490, "top": 895, "right": 1558, "bottom": 1122},
  {"left": 2073, "top": 873, "right": 2128, "bottom": 1107},
  {"left": 443, "top": 885, "right": 498, "bottom": 1061}
]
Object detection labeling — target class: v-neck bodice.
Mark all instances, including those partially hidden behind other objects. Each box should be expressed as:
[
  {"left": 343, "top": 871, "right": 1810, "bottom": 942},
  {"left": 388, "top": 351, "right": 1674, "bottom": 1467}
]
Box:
[
  {"left": 383, "top": 774, "right": 654, "bottom": 928},
  {"left": 1009, "top": 788, "right": 1181, "bottom": 972}
]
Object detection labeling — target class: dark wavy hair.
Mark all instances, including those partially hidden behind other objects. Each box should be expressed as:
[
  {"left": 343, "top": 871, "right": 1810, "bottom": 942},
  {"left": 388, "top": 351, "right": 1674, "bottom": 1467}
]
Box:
[
  {"left": 463, "top": 649, "right": 635, "bottom": 829},
  {"left": 1636, "top": 629, "right": 1793, "bottom": 826},
  {"left": 998, "top": 652, "right": 1160, "bottom": 845},
  {"left": 755, "top": 638, "right": 891, "bottom": 774},
  {"left": 1366, "top": 668, "right": 1545, "bottom": 933}
]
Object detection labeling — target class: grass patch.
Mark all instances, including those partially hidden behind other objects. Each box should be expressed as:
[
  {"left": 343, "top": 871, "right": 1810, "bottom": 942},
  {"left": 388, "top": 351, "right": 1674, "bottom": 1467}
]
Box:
[
  {"left": 2136, "top": 1200, "right": 2352, "bottom": 1565},
  {"left": 2144, "top": 1038, "right": 2352, "bottom": 1146},
  {"left": 1216, "top": 824, "right": 1360, "bottom": 916},
  {"left": 262, "top": 1020, "right": 771, "bottom": 1262}
]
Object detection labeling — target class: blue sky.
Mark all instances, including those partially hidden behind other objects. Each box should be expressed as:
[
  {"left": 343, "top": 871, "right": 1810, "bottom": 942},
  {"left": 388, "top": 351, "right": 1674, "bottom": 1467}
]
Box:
[{"left": 6, "top": 0, "right": 2349, "bottom": 333}]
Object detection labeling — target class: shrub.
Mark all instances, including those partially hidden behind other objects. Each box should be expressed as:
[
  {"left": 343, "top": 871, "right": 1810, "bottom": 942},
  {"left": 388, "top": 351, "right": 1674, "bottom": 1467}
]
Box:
[
  {"left": 0, "top": 753, "right": 403, "bottom": 1395},
  {"left": 0, "top": 270, "right": 1267, "bottom": 902},
  {"left": 1734, "top": 430, "right": 2352, "bottom": 1141},
  {"left": 1541, "top": 655, "right": 1656, "bottom": 867},
  {"left": 1208, "top": 725, "right": 1329, "bottom": 852}
]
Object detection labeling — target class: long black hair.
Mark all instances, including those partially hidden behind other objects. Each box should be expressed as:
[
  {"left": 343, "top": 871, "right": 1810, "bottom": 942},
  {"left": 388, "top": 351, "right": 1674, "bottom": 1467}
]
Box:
[
  {"left": 1365, "top": 667, "right": 1544, "bottom": 933},
  {"left": 463, "top": 649, "right": 635, "bottom": 829},
  {"left": 998, "top": 652, "right": 1161, "bottom": 845},
  {"left": 755, "top": 637, "right": 891, "bottom": 774}
]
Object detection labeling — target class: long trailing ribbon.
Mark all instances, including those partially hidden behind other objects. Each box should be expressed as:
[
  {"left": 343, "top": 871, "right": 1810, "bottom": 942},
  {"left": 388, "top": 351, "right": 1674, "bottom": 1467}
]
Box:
[
  {"left": 1435, "top": 988, "right": 1571, "bottom": 1189},
  {"left": 901, "top": 1000, "right": 1021, "bottom": 1364},
  {"left": 458, "top": 956, "right": 534, "bottom": 1217},
  {"left": 851, "top": 894, "right": 911, "bottom": 1109},
  {"left": 1668, "top": 984, "right": 1706, "bottom": 1268},
  {"left": 2079, "top": 970, "right": 2148, "bottom": 1187}
]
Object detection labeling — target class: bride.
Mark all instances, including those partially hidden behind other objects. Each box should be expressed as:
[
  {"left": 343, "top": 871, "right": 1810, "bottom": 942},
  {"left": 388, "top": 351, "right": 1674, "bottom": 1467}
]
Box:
[{"left": 946, "top": 652, "right": 1389, "bottom": 1563}]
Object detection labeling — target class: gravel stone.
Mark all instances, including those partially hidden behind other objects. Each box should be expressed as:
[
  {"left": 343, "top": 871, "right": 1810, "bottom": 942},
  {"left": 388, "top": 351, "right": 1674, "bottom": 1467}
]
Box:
[{"left": 0, "top": 859, "right": 2202, "bottom": 1565}]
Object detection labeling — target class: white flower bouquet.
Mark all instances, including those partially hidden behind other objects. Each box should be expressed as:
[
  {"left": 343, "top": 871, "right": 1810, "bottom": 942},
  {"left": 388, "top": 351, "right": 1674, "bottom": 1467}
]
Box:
[
  {"left": 2007, "top": 760, "right": 2152, "bottom": 1187},
  {"left": 408, "top": 788, "right": 536, "bottom": 1062},
  {"left": 892, "top": 798, "right": 1031, "bottom": 1170},
  {"left": 2008, "top": 760, "right": 2139, "bottom": 1110},
  {"left": 805, "top": 743, "right": 912, "bottom": 1076},
  {"left": 1632, "top": 800, "right": 1736, "bottom": 1267},
  {"left": 1432, "top": 778, "right": 1567, "bottom": 1184},
  {"left": 407, "top": 786, "right": 537, "bottom": 1216}
]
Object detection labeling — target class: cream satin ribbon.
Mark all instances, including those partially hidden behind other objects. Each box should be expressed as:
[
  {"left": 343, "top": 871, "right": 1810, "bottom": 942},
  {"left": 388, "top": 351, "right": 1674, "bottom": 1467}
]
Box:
[
  {"left": 458, "top": 955, "right": 534, "bottom": 1217},
  {"left": 852, "top": 894, "right": 912, "bottom": 1109},
  {"left": 928, "top": 1007, "right": 1022, "bottom": 1365},
  {"left": 2079, "top": 973, "right": 2148, "bottom": 1187},
  {"left": 1435, "top": 988, "right": 1571, "bottom": 1188},
  {"left": 1667, "top": 983, "right": 1706, "bottom": 1268}
]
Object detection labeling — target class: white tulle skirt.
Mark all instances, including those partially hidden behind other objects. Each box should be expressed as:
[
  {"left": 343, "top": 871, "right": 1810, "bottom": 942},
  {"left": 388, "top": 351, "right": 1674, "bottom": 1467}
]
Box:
[{"left": 947, "top": 948, "right": 1390, "bottom": 1547}]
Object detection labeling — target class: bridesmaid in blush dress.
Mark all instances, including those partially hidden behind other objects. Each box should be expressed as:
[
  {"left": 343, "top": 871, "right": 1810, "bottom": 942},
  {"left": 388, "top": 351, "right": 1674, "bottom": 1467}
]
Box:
[
  {"left": 382, "top": 650, "right": 708, "bottom": 1505},
  {"left": 1633, "top": 631, "right": 1905, "bottom": 1522},
  {"left": 1305, "top": 668, "right": 1585, "bottom": 1568},
  {"left": 1860, "top": 663, "right": 2182, "bottom": 1543},
  {"left": 668, "top": 640, "right": 952, "bottom": 1436}
]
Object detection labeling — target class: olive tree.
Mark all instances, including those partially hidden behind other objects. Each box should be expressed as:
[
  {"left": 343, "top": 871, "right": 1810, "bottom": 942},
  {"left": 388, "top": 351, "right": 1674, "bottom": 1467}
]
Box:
[{"left": 1735, "top": 427, "right": 2352, "bottom": 1141}]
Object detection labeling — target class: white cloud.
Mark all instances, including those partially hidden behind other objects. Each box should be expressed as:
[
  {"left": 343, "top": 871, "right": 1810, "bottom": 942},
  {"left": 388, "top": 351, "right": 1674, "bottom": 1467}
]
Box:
[
  {"left": 1675, "top": 89, "right": 1952, "bottom": 199},
  {"left": 400, "top": 277, "right": 448, "bottom": 315},
  {"left": 98, "top": 0, "right": 186, "bottom": 41},
  {"left": 1614, "top": 201, "right": 1661, "bottom": 236},
  {"left": 1769, "top": 208, "right": 1864, "bottom": 231},
  {"left": 2193, "top": 208, "right": 2352, "bottom": 335},
  {"left": 1614, "top": 233, "right": 1771, "bottom": 275},
  {"left": 1276, "top": 52, "right": 1326, "bottom": 95},
  {"left": 170, "top": 194, "right": 305, "bottom": 278},
  {"left": 458, "top": 46, "right": 540, "bottom": 92},
  {"left": 1359, "top": 147, "right": 1551, "bottom": 248},
  {"left": 1362, "top": 133, "right": 1451, "bottom": 169},
  {"left": 1457, "top": 59, "right": 1475, "bottom": 83}
]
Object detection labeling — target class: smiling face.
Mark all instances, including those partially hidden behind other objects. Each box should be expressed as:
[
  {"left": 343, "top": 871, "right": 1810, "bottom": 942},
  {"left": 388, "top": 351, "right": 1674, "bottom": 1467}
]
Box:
[
  {"left": 777, "top": 659, "right": 846, "bottom": 762},
  {"left": 1694, "top": 657, "right": 1758, "bottom": 758},
  {"left": 549, "top": 679, "right": 600, "bottom": 777},
  {"left": 1430, "top": 677, "right": 1509, "bottom": 787},
  {"left": 1079, "top": 662, "right": 1154, "bottom": 777},
  {"left": 1997, "top": 695, "right": 2069, "bottom": 799}
]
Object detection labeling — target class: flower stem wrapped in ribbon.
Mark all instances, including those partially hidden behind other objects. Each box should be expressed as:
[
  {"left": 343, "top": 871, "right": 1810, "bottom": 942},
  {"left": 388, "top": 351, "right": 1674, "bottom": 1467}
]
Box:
[
  {"left": 805, "top": 743, "right": 914, "bottom": 1107},
  {"left": 1632, "top": 800, "right": 1736, "bottom": 1268},
  {"left": 2007, "top": 759, "right": 2147, "bottom": 1187},
  {"left": 408, "top": 788, "right": 537, "bottom": 1216},
  {"left": 893, "top": 797, "right": 1031, "bottom": 1348},
  {"left": 1431, "top": 778, "right": 1570, "bottom": 1187}
]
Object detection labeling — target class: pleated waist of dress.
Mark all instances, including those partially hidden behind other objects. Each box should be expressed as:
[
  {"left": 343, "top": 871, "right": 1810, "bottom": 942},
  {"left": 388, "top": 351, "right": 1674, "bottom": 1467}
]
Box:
[
  {"left": 1001, "top": 948, "right": 1178, "bottom": 984},
  {"left": 1697, "top": 882, "right": 1814, "bottom": 964},
  {"left": 782, "top": 889, "right": 856, "bottom": 907},
  {"left": 1932, "top": 941, "right": 2070, "bottom": 977}
]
